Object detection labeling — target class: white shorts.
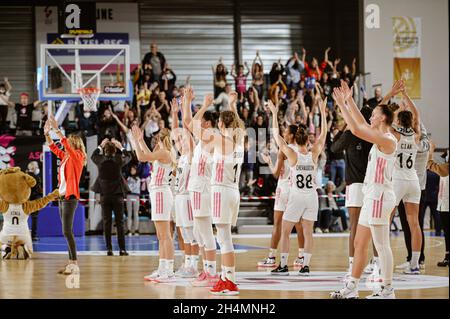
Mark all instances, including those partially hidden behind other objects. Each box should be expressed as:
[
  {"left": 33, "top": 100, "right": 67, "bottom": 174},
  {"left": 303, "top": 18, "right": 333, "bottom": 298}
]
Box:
[
  {"left": 190, "top": 187, "right": 211, "bottom": 218},
  {"left": 274, "top": 183, "right": 290, "bottom": 212},
  {"left": 345, "top": 183, "right": 364, "bottom": 208},
  {"left": 393, "top": 179, "right": 421, "bottom": 205},
  {"left": 211, "top": 186, "right": 240, "bottom": 226},
  {"left": 283, "top": 191, "right": 319, "bottom": 222},
  {"left": 150, "top": 187, "right": 174, "bottom": 221},
  {"left": 175, "top": 194, "right": 194, "bottom": 227},
  {"left": 359, "top": 192, "right": 396, "bottom": 227}
]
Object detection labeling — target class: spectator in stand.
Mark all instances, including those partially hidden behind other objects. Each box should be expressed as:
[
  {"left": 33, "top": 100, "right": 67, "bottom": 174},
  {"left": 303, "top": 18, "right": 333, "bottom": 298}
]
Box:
[
  {"left": 97, "top": 107, "right": 119, "bottom": 141},
  {"left": 153, "top": 90, "right": 170, "bottom": 127},
  {"left": 231, "top": 62, "right": 250, "bottom": 100},
  {"left": 160, "top": 63, "right": 177, "bottom": 99},
  {"left": 111, "top": 107, "right": 138, "bottom": 152},
  {"left": 251, "top": 51, "right": 265, "bottom": 99},
  {"left": 285, "top": 52, "right": 304, "bottom": 90},
  {"left": 213, "top": 84, "right": 232, "bottom": 112},
  {"left": 318, "top": 181, "right": 348, "bottom": 232},
  {"left": 365, "top": 86, "right": 384, "bottom": 109},
  {"left": 136, "top": 82, "right": 155, "bottom": 122},
  {"left": 75, "top": 103, "right": 97, "bottom": 137},
  {"left": 269, "top": 59, "right": 285, "bottom": 86},
  {"left": 212, "top": 57, "right": 228, "bottom": 98},
  {"left": 303, "top": 47, "right": 329, "bottom": 80},
  {"left": 126, "top": 164, "right": 141, "bottom": 236},
  {"left": 142, "top": 43, "right": 166, "bottom": 82},
  {"left": 10, "top": 93, "right": 40, "bottom": 136},
  {"left": 141, "top": 106, "right": 162, "bottom": 143},
  {"left": 26, "top": 161, "right": 42, "bottom": 241},
  {"left": 0, "top": 77, "right": 12, "bottom": 134},
  {"left": 269, "top": 77, "right": 287, "bottom": 103},
  {"left": 239, "top": 105, "right": 254, "bottom": 128}
]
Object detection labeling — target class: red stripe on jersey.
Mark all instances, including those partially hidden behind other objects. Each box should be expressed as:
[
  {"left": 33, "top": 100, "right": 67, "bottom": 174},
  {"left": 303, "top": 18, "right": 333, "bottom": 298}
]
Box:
[
  {"left": 187, "top": 199, "right": 193, "bottom": 221},
  {"left": 380, "top": 158, "right": 386, "bottom": 184},
  {"left": 372, "top": 199, "right": 377, "bottom": 218},
  {"left": 198, "top": 155, "right": 205, "bottom": 176},
  {"left": 378, "top": 194, "right": 384, "bottom": 218},
  {"left": 185, "top": 172, "right": 190, "bottom": 190}
]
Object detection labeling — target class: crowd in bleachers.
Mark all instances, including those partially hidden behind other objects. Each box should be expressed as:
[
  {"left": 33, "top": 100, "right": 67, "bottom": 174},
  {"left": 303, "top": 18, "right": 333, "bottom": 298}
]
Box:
[{"left": 0, "top": 42, "right": 446, "bottom": 234}]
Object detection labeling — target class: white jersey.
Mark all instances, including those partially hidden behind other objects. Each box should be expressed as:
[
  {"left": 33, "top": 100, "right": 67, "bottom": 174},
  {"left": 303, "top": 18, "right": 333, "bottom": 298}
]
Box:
[
  {"left": 149, "top": 161, "right": 173, "bottom": 189},
  {"left": 277, "top": 144, "right": 296, "bottom": 187},
  {"left": 438, "top": 176, "right": 449, "bottom": 212},
  {"left": 1, "top": 204, "right": 29, "bottom": 237},
  {"left": 363, "top": 134, "right": 397, "bottom": 198},
  {"left": 188, "top": 142, "right": 213, "bottom": 192},
  {"left": 175, "top": 153, "right": 191, "bottom": 195},
  {"left": 393, "top": 127, "right": 419, "bottom": 181},
  {"left": 289, "top": 150, "right": 317, "bottom": 194},
  {"left": 211, "top": 142, "right": 244, "bottom": 189}
]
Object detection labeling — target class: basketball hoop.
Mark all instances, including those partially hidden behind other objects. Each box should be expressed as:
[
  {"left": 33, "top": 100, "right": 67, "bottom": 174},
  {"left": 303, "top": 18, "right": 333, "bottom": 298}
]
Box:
[{"left": 78, "top": 87, "right": 101, "bottom": 112}]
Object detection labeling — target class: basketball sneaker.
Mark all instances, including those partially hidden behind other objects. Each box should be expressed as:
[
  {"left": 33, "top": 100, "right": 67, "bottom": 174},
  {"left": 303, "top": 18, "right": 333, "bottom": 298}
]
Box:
[
  {"left": 210, "top": 278, "right": 239, "bottom": 296},
  {"left": 177, "top": 266, "right": 198, "bottom": 278},
  {"left": 298, "top": 265, "right": 310, "bottom": 276},
  {"left": 366, "top": 286, "right": 396, "bottom": 299},
  {"left": 363, "top": 259, "right": 375, "bottom": 274},
  {"left": 192, "top": 271, "right": 219, "bottom": 287},
  {"left": 2, "top": 246, "right": 12, "bottom": 260},
  {"left": 58, "top": 263, "right": 80, "bottom": 275},
  {"left": 419, "top": 261, "right": 425, "bottom": 270},
  {"left": 144, "top": 270, "right": 161, "bottom": 282},
  {"left": 403, "top": 265, "right": 420, "bottom": 275},
  {"left": 271, "top": 265, "right": 289, "bottom": 275},
  {"left": 293, "top": 256, "right": 304, "bottom": 268},
  {"left": 395, "top": 261, "right": 410, "bottom": 270},
  {"left": 330, "top": 280, "right": 359, "bottom": 299},
  {"left": 153, "top": 271, "right": 175, "bottom": 283},
  {"left": 367, "top": 263, "right": 382, "bottom": 282},
  {"left": 257, "top": 257, "right": 276, "bottom": 267},
  {"left": 437, "top": 258, "right": 449, "bottom": 267}
]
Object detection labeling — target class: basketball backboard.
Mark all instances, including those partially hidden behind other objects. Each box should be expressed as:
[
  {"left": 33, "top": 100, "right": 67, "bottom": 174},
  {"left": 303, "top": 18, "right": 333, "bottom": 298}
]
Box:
[{"left": 38, "top": 42, "right": 131, "bottom": 101}]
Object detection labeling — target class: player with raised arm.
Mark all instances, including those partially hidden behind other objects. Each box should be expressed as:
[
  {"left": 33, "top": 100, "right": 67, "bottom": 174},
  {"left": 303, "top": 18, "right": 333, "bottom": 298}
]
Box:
[
  {"left": 132, "top": 125, "right": 176, "bottom": 283},
  {"left": 191, "top": 91, "right": 245, "bottom": 295},
  {"left": 269, "top": 96, "right": 327, "bottom": 276},
  {"left": 331, "top": 81, "right": 397, "bottom": 299}
]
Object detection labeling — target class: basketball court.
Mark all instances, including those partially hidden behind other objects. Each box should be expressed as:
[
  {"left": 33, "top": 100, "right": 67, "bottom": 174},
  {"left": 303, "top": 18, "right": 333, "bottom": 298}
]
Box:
[
  {"left": 0, "top": 233, "right": 448, "bottom": 299},
  {"left": 0, "top": 0, "right": 448, "bottom": 304}
]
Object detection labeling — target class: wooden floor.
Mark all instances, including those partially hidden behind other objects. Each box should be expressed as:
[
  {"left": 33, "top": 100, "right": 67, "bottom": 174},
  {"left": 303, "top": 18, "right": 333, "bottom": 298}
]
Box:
[{"left": 0, "top": 234, "right": 448, "bottom": 299}]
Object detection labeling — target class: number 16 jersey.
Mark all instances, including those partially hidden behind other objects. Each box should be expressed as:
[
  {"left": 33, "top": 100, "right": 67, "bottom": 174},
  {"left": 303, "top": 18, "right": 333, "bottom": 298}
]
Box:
[{"left": 289, "top": 150, "right": 317, "bottom": 194}]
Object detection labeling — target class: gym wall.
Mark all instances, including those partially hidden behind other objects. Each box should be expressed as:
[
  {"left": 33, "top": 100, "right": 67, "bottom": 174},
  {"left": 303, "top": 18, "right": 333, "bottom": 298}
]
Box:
[{"left": 363, "top": 0, "right": 449, "bottom": 146}]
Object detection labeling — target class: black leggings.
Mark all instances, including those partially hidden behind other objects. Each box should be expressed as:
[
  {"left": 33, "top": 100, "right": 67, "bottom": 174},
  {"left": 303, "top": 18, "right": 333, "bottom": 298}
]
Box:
[
  {"left": 440, "top": 211, "right": 449, "bottom": 255},
  {"left": 59, "top": 197, "right": 79, "bottom": 261},
  {"left": 398, "top": 191, "right": 426, "bottom": 262}
]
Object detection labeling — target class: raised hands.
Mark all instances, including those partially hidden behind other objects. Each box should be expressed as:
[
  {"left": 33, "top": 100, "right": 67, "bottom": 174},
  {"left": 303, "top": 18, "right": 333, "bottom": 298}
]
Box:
[
  {"left": 170, "top": 97, "right": 179, "bottom": 114},
  {"left": 332, "top": 87, "right": 347, "bottom": 108},
  {"left": 131, "top": 125, "right": 144, "bottom": 142},
  {"left": 319, "top": 97, "right": 328, "bottom": 114},
  {"left": 203, "top": 93, "right": 214, "bottom": 108},
  {"left": 267, "top": 99, "right": 278, "bottom": 115},
  {"left": 228, "top": 91, "right": 238, "bottom": 106},
  {"left": 340, "top": 80, "right": 353, "bottom": 101},
  {"left": 100, "top": 138, "right": 109, "bottom": 148},
  {"left": 111, "top": 138, "right": 123, "bottom": 149}
]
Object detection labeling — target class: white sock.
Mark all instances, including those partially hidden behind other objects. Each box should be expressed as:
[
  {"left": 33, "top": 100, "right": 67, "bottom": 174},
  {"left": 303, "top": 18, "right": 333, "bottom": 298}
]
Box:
[
  {"left": 166, "top": 259, "right": 174, "bottom": 273},
  {"left": 184, "top": 255, "right": 192, "bottom": 268},
  {"left": 191, "top": 255, "right": 199, "bottom": 269},
  {"left": 298, "top": 248, "right": 305, "bottom": 258},
  {"left": 158, "top": 259, "right": 167, "bottom": 271},
  {"left": 206, "top": 260, "right": 216, "bottom": 276},
  {"left": 349, "top": 257, "right": 354, "bottom": 271},
  {"left": 303, "top": 253, "right": 312, "bottom": 267},
  {"left": 411, "top": 252, "right": 420, "bottom": 269},
  {"left": 223, "top": 266, "right": 235, "bottom": 282},
  {"left": 268, "top": 248, "right": 276, "bottom": 258},
  {"left": 280, "top": 253, "right": 289, "bottom": 268},
  {"left": 203, "top": 259, "right": 208, "bottom": 271}
]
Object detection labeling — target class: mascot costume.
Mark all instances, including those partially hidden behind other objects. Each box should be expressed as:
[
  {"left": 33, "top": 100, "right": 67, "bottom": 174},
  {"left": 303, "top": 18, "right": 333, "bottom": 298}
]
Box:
[{"left": 0, "top": 167, "right": 59, "bottom": 259}]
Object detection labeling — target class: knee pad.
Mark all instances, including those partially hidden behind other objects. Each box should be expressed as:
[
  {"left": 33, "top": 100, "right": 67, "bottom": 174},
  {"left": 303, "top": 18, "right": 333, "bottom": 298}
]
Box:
[
  {"left": 195, "top": 217, "right": 216, "bottom": 251},
  {"left": 216, "top": 224, "right": 234, "bottom": 254},
  {"left": 180, "top": 227, "right": 195, "bottom": 245}
]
